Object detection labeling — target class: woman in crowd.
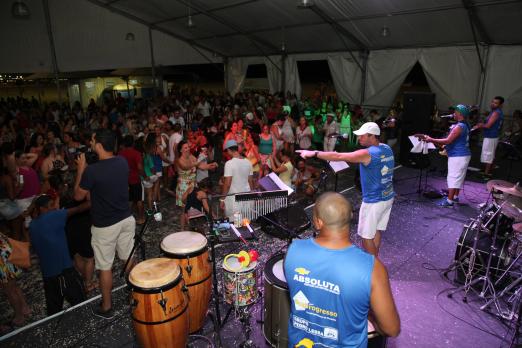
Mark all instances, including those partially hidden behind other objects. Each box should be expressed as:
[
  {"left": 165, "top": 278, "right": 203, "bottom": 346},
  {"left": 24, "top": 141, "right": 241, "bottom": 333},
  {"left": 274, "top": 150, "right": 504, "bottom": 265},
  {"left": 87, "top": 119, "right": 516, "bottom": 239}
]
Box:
[
  {"left": 142, "top": 134, "right": 159, "bottom": 211},
  {"left": 244, "top": 135, "right": 261, "bottom": 182},
  {"left": 175, "top": 141, "right": 217, "bottom": 209},
  {"left": 296, "top": 116, "right": 312, "bottom": 150},
  {"left": 0, "top": 231, "right": 31, "bottom": 333},
  {"left": 258, "top": 124, "right": 276, "bottom": 178},
  {"left": 271, "top": 149, "right": 294, "bottom": 187}
]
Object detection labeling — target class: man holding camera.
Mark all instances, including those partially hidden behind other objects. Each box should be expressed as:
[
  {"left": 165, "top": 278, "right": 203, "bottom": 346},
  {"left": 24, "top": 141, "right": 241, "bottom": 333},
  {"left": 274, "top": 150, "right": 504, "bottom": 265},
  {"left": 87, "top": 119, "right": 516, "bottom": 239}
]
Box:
[{"left": 74, "top": 129, "right": 135, "bottom": 319}]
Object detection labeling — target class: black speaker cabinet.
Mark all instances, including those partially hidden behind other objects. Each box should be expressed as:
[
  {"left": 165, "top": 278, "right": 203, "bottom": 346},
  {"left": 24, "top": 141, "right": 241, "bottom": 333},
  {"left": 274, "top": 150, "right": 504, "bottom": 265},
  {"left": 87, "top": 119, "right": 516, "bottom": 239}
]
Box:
[{"left": 399, "top": 92, "right": 435, "bottom": 165}]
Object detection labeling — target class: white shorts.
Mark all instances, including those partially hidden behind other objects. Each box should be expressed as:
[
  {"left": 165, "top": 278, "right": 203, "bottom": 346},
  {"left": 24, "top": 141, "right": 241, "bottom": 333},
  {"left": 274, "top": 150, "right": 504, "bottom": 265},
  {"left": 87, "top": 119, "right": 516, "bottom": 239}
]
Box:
[
  {"left": 447, "top": 156, "right": 471, "bottom": 189},
  {"left": 91, "top": 216, "right": 136, "bottom": 271},
  {"left": 480, "top": 137, "right": 499, "bottom": 164},
  {"left": 358, "top": 199, "right": 394, "bottom": 239},
  {"left": 142, "top": 174, "right": 159, "bottom": 188}
]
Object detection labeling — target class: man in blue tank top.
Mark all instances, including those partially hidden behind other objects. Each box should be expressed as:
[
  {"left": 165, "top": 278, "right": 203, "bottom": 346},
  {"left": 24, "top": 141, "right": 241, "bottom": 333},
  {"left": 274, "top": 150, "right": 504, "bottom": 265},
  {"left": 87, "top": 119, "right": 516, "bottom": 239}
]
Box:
[
  {"left": 473, "top": 96, "right": 504, "bottom": 178},
  {"left": 297, "top": 122, "right": 394, "bottom": 256},
  {"left": 285, "top": 192, "right": 400, "bottom": 347},
  {"left": 418, "top": 104, "right": 471, "bottom": 207}
]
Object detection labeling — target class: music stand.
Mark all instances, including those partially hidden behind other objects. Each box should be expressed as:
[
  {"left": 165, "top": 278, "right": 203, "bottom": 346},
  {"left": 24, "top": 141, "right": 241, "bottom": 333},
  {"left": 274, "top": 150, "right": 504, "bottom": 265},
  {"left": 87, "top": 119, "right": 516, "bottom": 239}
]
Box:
[
  {"left": 328, "top": 160, "right": 350, "bottom": 191},
  {"left": 401, "top": 136, "right": 435, "bottom": 195}
]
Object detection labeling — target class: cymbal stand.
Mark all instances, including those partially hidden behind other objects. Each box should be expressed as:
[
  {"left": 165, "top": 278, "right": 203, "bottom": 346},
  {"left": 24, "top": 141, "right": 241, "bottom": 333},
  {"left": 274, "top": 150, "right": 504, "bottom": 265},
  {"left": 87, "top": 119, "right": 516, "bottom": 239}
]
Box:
[
  {"left": 447, "top": 202, "right": 504, "bottom": 302},
  {"left": 480, "top": 247, "right": 522, "bottom": 318}
]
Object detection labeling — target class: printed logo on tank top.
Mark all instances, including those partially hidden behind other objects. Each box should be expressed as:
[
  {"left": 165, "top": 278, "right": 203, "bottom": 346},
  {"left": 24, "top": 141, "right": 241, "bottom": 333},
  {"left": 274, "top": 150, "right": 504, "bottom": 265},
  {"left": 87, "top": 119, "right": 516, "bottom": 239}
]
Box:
[
  {"left": 292, "top": 290, "right": 338, "bottom": 320},
  {"left": 292, "top": 268, "right": 340, "bottom": 295},
  {"left": 292, "top": 314, "right": 338, "bottom": 345}
]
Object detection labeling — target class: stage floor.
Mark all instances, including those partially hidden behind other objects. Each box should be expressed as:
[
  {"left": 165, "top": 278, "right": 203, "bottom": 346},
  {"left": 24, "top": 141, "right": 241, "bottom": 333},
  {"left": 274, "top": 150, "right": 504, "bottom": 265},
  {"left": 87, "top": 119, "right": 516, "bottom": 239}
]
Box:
[{"left": 1, "top": 164, "right": 519, "bottom": 348}]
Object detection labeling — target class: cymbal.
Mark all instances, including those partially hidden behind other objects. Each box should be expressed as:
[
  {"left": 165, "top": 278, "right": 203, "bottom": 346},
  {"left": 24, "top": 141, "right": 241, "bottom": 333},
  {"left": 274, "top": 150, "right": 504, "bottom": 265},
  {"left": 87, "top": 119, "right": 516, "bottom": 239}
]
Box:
[
  {"left": 503, "top": 184, "right": 522, "bottom": 198},
  {"left": 487, "top": 179, "right": 515, "bottom": 192},
  {"left": 501, "top": 202, "right": 522, "bottom": 222},
  {"left": 514, "top": 222, "right": 522, "bottom": 234}
]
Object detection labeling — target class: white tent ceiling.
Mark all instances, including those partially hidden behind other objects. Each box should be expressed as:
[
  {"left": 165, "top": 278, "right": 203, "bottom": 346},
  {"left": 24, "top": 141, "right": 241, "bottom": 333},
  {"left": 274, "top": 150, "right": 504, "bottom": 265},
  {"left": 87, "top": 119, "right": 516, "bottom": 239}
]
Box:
[{"left": 1, "top": 0, "right": 521, "bottom": 73}]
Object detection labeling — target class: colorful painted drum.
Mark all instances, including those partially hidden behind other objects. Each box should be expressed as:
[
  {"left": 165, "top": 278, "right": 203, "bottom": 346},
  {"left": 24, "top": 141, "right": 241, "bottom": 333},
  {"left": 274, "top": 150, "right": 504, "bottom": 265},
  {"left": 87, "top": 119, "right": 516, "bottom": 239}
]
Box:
[{"left": 223, "top": 256, "right": 258, "bottom": 307}]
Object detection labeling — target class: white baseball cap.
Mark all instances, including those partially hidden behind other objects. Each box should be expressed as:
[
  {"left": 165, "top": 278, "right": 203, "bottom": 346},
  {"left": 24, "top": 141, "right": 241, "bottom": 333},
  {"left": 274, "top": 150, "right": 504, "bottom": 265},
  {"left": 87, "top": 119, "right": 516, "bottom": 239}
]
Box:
[{"left": 353, "top": 122, "right": 381, "bottom": 136}]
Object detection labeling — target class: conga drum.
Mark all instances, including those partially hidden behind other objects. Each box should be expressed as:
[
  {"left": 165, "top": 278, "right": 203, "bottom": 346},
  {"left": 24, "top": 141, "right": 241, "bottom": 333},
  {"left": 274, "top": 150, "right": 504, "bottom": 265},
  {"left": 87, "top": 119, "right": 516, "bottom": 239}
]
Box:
[
  {"left": 128, "top": 258, "right": 189, "bottom": 348},
  {"left": 161, "top": 231, "right": 212, "bottom": 333}
]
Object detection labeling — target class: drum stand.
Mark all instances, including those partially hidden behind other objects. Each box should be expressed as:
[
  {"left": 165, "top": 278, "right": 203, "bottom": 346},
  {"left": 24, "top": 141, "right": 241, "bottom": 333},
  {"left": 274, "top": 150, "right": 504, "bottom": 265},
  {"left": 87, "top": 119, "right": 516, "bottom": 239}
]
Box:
[
  {"left": 206, "top": 219, "right": 224, "bottom": 348},
  {"left": 237, "top": 305, "right": 257, "bottom": 348},
  {"left": 448, "top": 203, "right": 504, "bottom": 303}
]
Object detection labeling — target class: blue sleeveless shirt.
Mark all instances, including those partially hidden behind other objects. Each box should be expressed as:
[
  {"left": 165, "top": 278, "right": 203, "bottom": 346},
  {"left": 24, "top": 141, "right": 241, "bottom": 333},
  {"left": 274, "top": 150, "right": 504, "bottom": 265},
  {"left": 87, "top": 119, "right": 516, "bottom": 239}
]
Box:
[
  {"left": 285, "top": 239, "right": 374, "bottom": 348},
  {"left": 359, "top": 144, "right": 395, "bottom": 203},
  {"left": 445, "top": 122, "right": 471, "bottom": 157},
  {"left": 484, "top": 108, "right": 503, "bottom": 138}
]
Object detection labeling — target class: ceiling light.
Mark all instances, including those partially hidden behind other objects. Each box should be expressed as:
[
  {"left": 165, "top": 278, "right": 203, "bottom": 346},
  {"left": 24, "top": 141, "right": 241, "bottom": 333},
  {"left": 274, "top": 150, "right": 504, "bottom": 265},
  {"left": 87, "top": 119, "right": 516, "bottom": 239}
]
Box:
[
  {"left": 187, "top": 15, "right": 195, "bottom": 28},
  {"left": 125, "top": 32, "right": 135, "bottom": 41},
  {"left": 297, "top": 0, "right": 314, "bottom": 8},
  {"left": 381, "top": 26, "right": 390, "bottom": 38},
  {"left": 12, "top": 1, "right": 30, "bottom": 19}
]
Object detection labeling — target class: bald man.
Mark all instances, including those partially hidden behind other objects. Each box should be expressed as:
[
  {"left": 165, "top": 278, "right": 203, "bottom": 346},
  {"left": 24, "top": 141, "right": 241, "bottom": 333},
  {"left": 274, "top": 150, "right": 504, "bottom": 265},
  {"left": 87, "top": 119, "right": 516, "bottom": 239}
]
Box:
[{"left": 284, "top": 193, "right": 400, "bottom": 347}]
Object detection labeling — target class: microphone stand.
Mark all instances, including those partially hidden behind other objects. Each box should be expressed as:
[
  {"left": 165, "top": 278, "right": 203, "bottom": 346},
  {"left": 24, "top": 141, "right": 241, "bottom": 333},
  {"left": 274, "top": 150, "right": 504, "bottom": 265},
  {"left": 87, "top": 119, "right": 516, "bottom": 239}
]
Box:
[{"left": 120, "top": 209, "right": 153, "bottom": 278}]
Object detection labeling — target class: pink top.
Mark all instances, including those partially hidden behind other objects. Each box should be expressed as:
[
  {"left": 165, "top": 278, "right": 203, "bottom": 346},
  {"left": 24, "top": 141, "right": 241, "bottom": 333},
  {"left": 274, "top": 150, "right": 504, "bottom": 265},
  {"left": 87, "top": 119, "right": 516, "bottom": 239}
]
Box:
[{"left": 18, "top": 167, "right": 41, "bottom": 199}]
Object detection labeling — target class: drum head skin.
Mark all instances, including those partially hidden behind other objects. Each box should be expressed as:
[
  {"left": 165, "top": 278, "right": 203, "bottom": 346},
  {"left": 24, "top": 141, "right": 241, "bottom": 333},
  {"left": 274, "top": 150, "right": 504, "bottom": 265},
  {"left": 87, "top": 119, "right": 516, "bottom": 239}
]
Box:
[
  {"left": 223, "top": 256, "right": 258, "bottom": 273},
  {"left": 129, "top": 258, "right": 181, "bottom": 289},
  {"left": 264, "top": 254, "right": 287, "bottom": 289},
  {"left": 161, "top": 231, "right": 207, "bottom": 254}
]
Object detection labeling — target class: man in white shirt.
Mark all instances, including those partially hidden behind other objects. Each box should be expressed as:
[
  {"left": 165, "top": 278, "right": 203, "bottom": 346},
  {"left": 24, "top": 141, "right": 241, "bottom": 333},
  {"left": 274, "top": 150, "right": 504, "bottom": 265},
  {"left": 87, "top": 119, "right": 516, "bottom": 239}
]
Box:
[
  {"left": 197, "top": 98, "right": 211, "bottom": 118},
  {"left": 169, "top": 109, "right": 185, "bottom": 129},
  {"left": 323, "top": 113, "right": 340, "bottom": 151},
  {"left": 221, "top": 140, "right": 254, "bottom": 219}
]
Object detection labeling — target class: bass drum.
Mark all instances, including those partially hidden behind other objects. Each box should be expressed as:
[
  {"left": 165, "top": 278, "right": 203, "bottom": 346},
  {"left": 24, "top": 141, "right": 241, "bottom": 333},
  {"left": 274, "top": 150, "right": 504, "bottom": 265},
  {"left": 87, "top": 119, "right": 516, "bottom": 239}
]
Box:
[
  {"left": 263, "top": 254, "right": 386, "bottom": 348},
  {"left": 454, "top": 221, "right": 510, "bottom": 284}
]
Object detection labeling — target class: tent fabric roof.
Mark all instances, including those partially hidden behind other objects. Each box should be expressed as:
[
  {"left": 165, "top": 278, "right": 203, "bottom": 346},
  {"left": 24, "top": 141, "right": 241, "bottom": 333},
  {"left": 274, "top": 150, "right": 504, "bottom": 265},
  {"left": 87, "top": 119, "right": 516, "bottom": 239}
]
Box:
[
  {"left": 94, "top": 0, "right": 522, "bottom": 56},
  {"left": 1, "top": 0, "right": 521, "bottom": 73}
]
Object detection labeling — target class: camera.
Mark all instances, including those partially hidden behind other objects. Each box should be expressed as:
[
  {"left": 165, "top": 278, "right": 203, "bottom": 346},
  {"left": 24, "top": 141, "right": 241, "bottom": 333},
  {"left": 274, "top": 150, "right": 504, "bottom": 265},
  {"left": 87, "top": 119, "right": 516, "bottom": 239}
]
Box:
[{"left": 74, "top": 147, "right": 99, "bottom": 165}]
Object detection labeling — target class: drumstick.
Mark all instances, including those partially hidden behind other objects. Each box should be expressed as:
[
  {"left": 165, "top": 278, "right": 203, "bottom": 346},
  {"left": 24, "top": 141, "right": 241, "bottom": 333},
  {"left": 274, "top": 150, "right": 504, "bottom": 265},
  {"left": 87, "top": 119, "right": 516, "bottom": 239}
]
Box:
[{"left": 231, "top": 224, "right": 249, "bottom": 245}]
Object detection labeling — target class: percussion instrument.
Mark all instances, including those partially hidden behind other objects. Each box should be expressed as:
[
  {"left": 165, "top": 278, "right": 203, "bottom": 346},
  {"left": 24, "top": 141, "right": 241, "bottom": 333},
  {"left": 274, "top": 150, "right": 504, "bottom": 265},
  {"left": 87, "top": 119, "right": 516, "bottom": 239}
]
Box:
[
  {"left": 262, "top": 254, "right": 386, "bottom": 348},
  {"left": 128, "top": 258, "right": 189, "bottom": 348},
  {"left": 223, "top": 255, "right": 258, "bottom": 307},
  {"left": 234, "top": 190, "right": 288, "bottom": 222},
  {"left": 454, "top": 221, "right": 510, "bottom": 284},
  {"left": 161, "top": 232, "right": 212, "bottom": 333}
]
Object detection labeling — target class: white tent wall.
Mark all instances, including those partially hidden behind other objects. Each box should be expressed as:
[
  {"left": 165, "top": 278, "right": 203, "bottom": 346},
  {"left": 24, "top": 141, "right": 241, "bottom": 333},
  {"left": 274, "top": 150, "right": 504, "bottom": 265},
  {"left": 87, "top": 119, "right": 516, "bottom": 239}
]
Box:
[
  {"left": 481, "top": 45, "right": 522, "bottom": 116},
  {"left": 363, "top": 48, "right": 420, "bottom": 108},
  {"left": 327, "top": 55, "right": 363, "bottom": 105},
  {"left": 226, "top": 56, "right": 302, "bottom": 97},
  {"left": 418, "top": 46, "right": 482, "bottom": 110},
  {"left": 0, "top": 0, "right": 53, "bottom": 73}
]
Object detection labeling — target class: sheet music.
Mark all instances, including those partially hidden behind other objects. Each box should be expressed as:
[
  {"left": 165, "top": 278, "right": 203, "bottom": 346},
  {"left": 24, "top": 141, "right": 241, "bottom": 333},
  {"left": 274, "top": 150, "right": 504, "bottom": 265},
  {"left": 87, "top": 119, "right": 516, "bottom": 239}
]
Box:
[
  {"left": 328, "top": 161, "right": 349, "bottom": 173},
  {"left": 408, "top": 136, "right": 436, "bottom": 149},
  {"left": 268, "top": 172, "right": 294, "bottom": 195}
]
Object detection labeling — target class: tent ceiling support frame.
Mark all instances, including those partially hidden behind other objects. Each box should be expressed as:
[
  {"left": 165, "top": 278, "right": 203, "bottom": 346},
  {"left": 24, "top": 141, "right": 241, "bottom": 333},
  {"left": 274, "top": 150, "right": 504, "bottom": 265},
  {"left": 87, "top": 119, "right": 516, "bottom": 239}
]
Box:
[
  {"left": 148, "top": 27, "right": 157, "bottom": 96},
  {"left": 174, "top": 0, "right": 282, "bottom": 73},
  {"left": 193, "top": 0, "right": 519, "bottom": 43},
  {"left": 462, "top": 0, "right": 488, "bottom": 72},
  {"left": 307, "top": 4, "right": 366, "bottom": 72},
  {"left": 87, "top": 0, "right": 227, "bottom": 62},
  {"left": 153, "top": 0, "right": 259, "bottom": 25},
  {"left": 42, "top": 0, "right": 61, "bottom": 103}
]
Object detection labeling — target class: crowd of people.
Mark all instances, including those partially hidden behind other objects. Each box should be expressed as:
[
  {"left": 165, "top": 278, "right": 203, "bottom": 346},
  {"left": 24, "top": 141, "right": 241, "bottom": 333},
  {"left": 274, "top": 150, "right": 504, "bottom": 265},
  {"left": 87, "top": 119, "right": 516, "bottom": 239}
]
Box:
[
  {"left": 0, "top": 87, "right": 517, "bottom": 342},
  {"left": 0, "top": 89, "right": 396, "bottom": 332}
]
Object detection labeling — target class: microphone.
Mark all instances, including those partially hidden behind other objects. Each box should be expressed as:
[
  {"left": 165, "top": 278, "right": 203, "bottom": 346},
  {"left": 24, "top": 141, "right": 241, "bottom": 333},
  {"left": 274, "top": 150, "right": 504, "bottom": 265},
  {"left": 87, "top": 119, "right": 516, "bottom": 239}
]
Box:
[
  {"left": 328, "top": 133, "right": 349, "bottom": 139},
  {"left": 440, "top": 114, "right": 454, "bottom": 118},
  {"left": 153, "top": 201, "right": 162, "bottom": 222}
]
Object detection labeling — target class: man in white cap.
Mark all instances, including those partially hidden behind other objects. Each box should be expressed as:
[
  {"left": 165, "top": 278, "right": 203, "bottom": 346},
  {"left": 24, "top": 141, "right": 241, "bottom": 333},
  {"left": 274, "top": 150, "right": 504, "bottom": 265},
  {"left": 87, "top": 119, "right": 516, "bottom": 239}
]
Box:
[
  {"left": 297, "top": 122, "right": 395, "bottom": 256},
  {"left": 221, "top": 139, "right": 254, "bottom": 219}
]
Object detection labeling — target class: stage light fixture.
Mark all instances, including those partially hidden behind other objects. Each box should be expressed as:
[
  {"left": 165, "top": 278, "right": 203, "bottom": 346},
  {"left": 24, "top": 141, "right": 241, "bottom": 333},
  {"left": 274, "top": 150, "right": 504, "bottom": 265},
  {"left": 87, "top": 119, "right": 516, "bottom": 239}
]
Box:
[
  {"left": 381, "top": 26, "right": 390, "bottom": 38},
  {"left": 12, "top": 0, "right": 30, "bottom": 19},
  {"left": 297, "top": 0, "right": 314, "bottom": 9},
  {"left": 125, "top": 32, "right": 135, "bottom": 41}
]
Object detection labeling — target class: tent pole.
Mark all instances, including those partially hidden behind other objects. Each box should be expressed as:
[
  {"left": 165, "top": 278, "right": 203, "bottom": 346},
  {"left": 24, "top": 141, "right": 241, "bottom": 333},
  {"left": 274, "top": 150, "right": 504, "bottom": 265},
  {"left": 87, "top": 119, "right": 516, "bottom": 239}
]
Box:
[
  {"left": 477, "top": 44, "right": 490, "bottom": 109},
  {"left": 360, "top": 50, "right": 369, "bottom": 105},
  {"left": 148, "top": 27, "right": 157, "bottom": 97},
  {"left": 282, "top": 53, "right": 287, "bottom": 97},
  {"left": 42, "top": 0, "right": 60, "bottom": 104},
  {"left": 223, "top": 57, "right": 229, "bottom": 93}
]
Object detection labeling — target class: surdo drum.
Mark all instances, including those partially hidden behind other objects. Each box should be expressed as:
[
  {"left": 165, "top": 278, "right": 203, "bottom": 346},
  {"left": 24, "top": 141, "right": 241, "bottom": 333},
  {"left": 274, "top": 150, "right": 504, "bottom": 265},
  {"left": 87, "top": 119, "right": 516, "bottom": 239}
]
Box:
[
  {"left": 161, "top": 231, "right": 212, "bottom": 333},
  {"left": 128, "top": 258, "right": 189, "bottom": 348}
]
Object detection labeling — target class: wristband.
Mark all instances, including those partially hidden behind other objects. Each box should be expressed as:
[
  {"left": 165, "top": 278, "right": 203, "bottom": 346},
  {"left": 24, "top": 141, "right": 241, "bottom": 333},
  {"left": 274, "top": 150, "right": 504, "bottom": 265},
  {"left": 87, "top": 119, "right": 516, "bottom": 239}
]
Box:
[{"left": 314, "top": 151, "right": 319, "bottom": 158}]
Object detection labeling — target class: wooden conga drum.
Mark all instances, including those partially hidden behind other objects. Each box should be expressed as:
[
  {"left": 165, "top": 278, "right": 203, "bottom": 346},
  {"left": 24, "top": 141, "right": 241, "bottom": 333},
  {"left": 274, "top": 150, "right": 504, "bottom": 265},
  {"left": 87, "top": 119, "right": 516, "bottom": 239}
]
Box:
[
  {"left": 161, "top": 231, "right": 212, "bottom": 333},
  {"left": 128, "top": 258, "right": 189, "bottom": 348}
]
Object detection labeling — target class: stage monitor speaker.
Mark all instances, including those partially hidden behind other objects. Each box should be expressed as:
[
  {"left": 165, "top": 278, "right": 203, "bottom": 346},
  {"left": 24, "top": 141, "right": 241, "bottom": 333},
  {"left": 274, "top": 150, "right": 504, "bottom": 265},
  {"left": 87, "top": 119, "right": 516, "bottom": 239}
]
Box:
[{"left": 399, "top": 92, "right": 435, "bottom": 165}]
